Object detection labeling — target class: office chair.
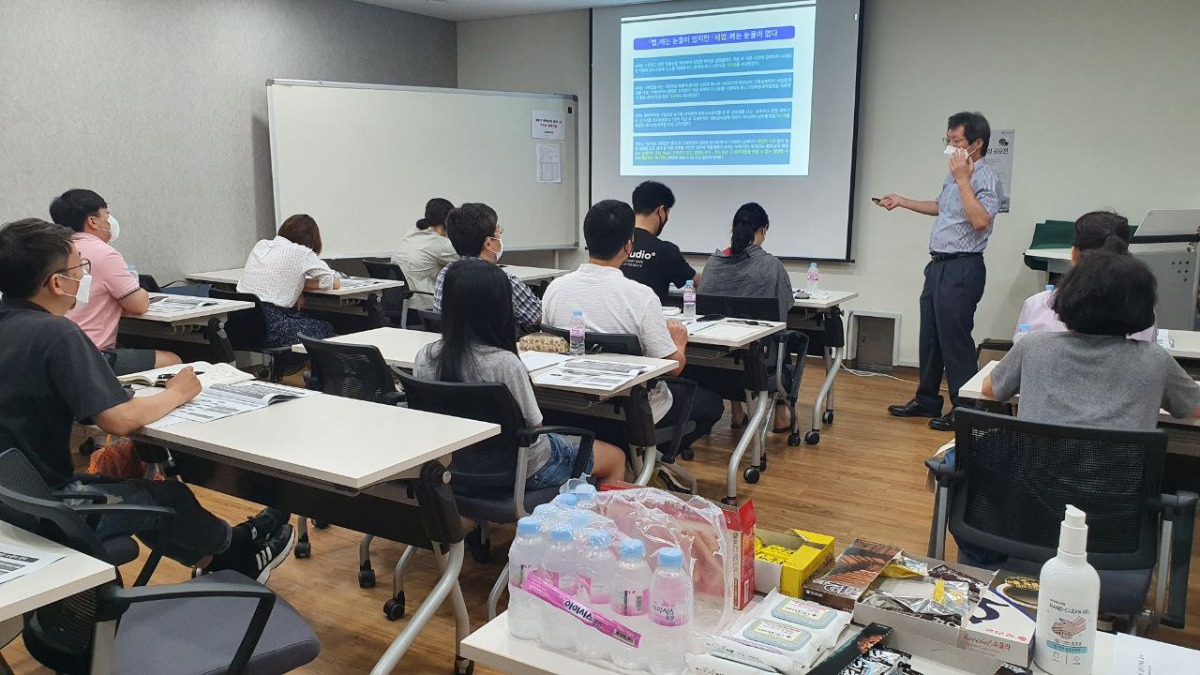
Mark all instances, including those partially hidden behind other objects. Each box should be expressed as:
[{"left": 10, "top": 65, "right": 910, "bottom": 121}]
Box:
[
  {"left": 209, "top": 289, "right": 302, "bottom": 382},
  {"left": 541, "top": 326, "right": 698, "bottom": 492},
  {"left": 297, "top": 336, "right": 404, "bottom": 589},
  {"left": 0, "top": 450, "right": 320, "bottom": 674},
  {"left": 415, "top": 310, "right": 442, "bottom": 333},
  {"left": 695, "top": 293, "right": 809, "bottom": 451},
  {"left": 137, "top": 274, "right": 161, "bottom": 293},
  {"left": 361, "top": 258, "right": 421, "bottom": 329},
  {"left": 398, "top": 372, "right": 595, "bottom": 621},
  {"left": 926, "top": 409, "right": 1197, "bottom": 632}
]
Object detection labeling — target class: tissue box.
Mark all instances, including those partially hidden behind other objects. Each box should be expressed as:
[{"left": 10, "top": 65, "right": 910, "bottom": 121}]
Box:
[
  {"left": 716, "top": 499, "right": 756, "bottom": 610},
  {"left": 754, "top": 529, "right": 835, "bottom": 597},
  {"left": 804, "top": 539, "right": 901, "bottom": 612}
]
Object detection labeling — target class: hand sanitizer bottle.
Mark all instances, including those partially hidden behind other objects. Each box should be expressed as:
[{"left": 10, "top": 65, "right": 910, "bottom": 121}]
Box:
[{"left": 1034, "top": 505, "right": 1099, "bottom": 674}]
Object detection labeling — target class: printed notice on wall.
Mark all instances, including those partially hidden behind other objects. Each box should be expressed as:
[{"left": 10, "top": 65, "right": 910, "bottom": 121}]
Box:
[
  {"left": 984, "top": 128, "right": 1015, "bottom": 210},
  {"left": 536, "top": 143, "right": 562, "bottom": 183},
  {"left": 532, "top": 110, "right": 566, "bottom": 140}
]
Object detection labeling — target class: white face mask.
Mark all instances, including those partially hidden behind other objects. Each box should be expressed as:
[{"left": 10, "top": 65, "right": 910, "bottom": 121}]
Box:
[
  {"left": 944, "top": 145, "right": 967, "bottom": 158},
  {"left": 105, "top": 214, "right": 120, "bottom": 243},
  {"left": 490, "top": 236, "right": 504, "bottom": 262},
  {"left": 72, "top": 273, "right": 93, "bottom": 306}
]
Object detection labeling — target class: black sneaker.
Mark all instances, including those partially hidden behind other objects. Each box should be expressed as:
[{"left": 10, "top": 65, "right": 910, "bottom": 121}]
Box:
[
  {"left": 245, "top": 523, "right": 296, "bottom": 584},
  {"left": 242, "top": 508, "right": 291, "bottom": 545}
]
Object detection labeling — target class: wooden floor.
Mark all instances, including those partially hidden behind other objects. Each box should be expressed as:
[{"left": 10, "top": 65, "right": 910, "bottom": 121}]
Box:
[{"left": 6, "top": 363, "right": 1199, "bottom": 673}]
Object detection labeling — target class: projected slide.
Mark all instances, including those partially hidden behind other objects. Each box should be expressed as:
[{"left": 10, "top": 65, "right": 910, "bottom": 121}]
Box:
[{"left": 620, "top": 2, "right": 816, "bottom": 177}]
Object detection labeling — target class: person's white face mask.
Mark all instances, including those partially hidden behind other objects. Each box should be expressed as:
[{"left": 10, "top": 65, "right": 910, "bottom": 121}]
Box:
[
  {"left": 72, "top": 273, "right": 93, "bottom": 306},
  {"left": 490, "top": 236, "right": 504, "bottom": 262},
  {"left": 944, "top": 145, "right": 967, "bottom": 158},
  {"left": 105, "top": 214, "right": 120, "bottom": 243}
]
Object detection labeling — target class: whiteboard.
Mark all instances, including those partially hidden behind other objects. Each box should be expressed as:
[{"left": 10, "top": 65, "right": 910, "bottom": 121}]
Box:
[{"left": 267, "top": 80, "right": 579, "bottom": 258}]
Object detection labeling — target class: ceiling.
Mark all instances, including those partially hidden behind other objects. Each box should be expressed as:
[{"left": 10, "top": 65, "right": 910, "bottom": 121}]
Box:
[{"left": 353, "top": 0, "right": 673, "bottom": 22}]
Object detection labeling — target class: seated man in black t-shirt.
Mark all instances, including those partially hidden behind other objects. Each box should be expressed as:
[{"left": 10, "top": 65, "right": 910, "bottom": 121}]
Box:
[
  {"left": 620, "top": 181, "right": 701, "bottom": 301},
  {"left": 0, "top": 218, "right": 294, "bottom": 582}
]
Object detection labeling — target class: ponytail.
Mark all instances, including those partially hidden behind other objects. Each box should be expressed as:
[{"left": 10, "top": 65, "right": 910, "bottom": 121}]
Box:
[
  {"left": 729, "top": 202, "right": 769, "bottom": 255},
  {"left": 418, "top": 197, "right": 455, "bottom": 231},
  {"left": 1073, "top": 210, "right": 1130, "bottom": 254},
  {"left": 416, "top": 217, "right": 431, "bottom": 230}
]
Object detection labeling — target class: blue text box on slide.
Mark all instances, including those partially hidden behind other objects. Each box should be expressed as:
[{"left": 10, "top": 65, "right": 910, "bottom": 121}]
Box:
[
  {"left": 634, "top": 103, "right": 792, "bottom": 133},
  {"left": 633, "top": 73, "right": 793, "bottom": 105},
  {"left": 633, "top": 26, "right": 796, "bottom": 51},
  {"left": 633, "top": 134, "right": 791, "bottom": 166},
  {"left": 633, "top": 48, "right": 794, "bottom": 79}
]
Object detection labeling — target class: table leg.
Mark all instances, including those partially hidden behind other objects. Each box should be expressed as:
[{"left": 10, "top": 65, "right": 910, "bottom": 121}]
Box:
[
  {"left": 434, "top": 545, "right": 474, "bottom": 675},
  {"left": 807, "top": 345, "right": 844, "bottom": 445},
  {"left": 370, "top": 541, "right": 466, "bottom": 675},
  {"left": 724, "top": 391, "right": 770, "bottom": 504}
]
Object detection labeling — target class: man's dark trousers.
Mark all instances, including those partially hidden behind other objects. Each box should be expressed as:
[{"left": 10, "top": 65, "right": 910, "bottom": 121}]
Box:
[{"left": 915, "top": 254, "right": 985, "bottom": 413}]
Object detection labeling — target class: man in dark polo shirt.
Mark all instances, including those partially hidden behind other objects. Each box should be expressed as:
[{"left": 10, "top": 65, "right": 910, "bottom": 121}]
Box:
[
  {"left": 0, "top": 218, "right": 294, "bottom": 581},
  {"left": 621, "top": 181, "right": 700, "bottom": 301}
]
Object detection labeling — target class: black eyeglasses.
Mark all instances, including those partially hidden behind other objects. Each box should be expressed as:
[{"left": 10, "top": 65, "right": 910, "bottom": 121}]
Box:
[{"left": 56, "top": 258, "right": 91, "bottom": 277}]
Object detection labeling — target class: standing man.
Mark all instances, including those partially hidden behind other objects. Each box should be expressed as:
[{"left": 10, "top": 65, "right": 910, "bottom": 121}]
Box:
[
  {"left": 879, "top": 112, "right": 1008, "bottom": 431},
  {"left": 621, "top": 181, "right": 701, "bottom": 302}
]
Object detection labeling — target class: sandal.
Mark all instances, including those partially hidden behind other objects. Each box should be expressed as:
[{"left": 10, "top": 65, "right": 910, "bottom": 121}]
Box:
[{"left": 771, "top": 401, "right": 795, "bottom": 434}]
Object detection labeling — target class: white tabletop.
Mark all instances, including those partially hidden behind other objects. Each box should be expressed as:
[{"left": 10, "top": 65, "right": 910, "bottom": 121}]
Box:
[
  {"left": 499, "top": 265, "right": 570, "bottom": 284},
  {"left": 0, "top": 522, "right": 115, "bottom": 623},
  {"left": 125, "top": 294, "right": 253, "bottom": 324},
  {"left": 140, "top": 394, "right": 498, "bottom": 490},
  {"left": 1166, "top": 329, "right": 1200, "bottom": 359},
  {"left": 531, "top": 353, "right": 678, "bottom": 399},
  {"left": 686, "top": 318, "right": 785, "bottom": 349},
  {"left": 1023, "top": 247, "right": 1073, "bottom": 262},
  {"left": 291, "top": 327, "right": 440, "bottom": 370},
  {"left": 792, "top": 289, "right": 859, "bottom": 310},
  {"left": 185, "top": 268, "right": 403, "bottom": 298}
]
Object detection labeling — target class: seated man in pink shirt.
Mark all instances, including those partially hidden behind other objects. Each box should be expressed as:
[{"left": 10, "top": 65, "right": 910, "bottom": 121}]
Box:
[{"left": 50, "top": 189, "right": 180, "bottom": 375}]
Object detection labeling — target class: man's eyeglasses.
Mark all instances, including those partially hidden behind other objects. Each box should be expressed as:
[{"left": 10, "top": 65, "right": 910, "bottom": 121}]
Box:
[
  {"left": 56, "top": 259, "right": 91, "bottom": 277},
  {"left": 943, "top": 137, "right": 967, "bottom": 147}
]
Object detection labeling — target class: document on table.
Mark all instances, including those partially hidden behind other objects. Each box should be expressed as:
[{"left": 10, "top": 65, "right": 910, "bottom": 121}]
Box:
[
  {"left": 1113, "top": 632, "right": 1200, "bottom": 672},
  {"left": 119, "top": 361, "right": 255, "bottom": 388},
  {"left": 532, "top": 359, "right": 646, "bottom": 392},
  {"left": 0, "top": 542, "right": 64, "bottom": 586},
  {"left": 147, "top": 382, "right": 319, "bottom": 428},
  {"left": 144, "top": 295, "right": 223, "bottom": 316},
  {"left": 519, "top": 351, "right": 572, "bottom": 372},
  {"left": 338, "top": 277, "right": 386, "bottom": 290},
  {"left": 685, "top": 321, "right": 762, "bottom": 341}
]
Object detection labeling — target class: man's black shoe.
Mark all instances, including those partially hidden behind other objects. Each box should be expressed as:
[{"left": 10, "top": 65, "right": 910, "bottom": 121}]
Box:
[
  {"left": 929, "top": 411, "right": 956, "bottom": 432},
  {"left": 887, "top": 399, "right": 941, "bottom": 418}
]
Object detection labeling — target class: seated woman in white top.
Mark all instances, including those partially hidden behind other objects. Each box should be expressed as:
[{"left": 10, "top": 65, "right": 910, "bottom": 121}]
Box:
[
  {"left": 1015, "top": 211, "right": 1154, "bottom": 341},
  {"left": 414, "top": 259, "right": 625, "bottom": 486},
  {"left": 238, "top": 214, "right": 340, "bottom": 348},
  {"left": 392, "top": 198, "right": 458, "bottom": 312}
]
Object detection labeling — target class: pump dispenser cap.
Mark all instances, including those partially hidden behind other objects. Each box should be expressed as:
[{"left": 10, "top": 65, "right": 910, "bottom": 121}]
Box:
[{"left": 1059, "top": 504, "right": 1089, "bottom": 555}]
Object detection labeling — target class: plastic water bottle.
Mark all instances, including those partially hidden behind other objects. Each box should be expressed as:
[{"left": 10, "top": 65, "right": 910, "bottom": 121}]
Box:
[
  {"left": 540, "top": 525, "right": 580, "bottom": 650},
  {"left": 1045, "top": 283, "right": 1055, "bottom": 292},
  {"left": 552, "top": 493, "right": 578, "bottom": 510},
  {"left": 508, "top": 517, "right": 545, "bottom": 640},
  {"left": 649, "top": 548, "right": 693, "bottom": 674},
  {"left": 611, "top": 539, "right": 652, "bottom": 670},
  {"left": 127, "top": 263, "right": 137, "bottom": 279},
  {"left": 578, "top": 530, "right": 617, "bottom": 661},
  {"left": 682, "top": 280, "right": 697, "bottom": 319},
  {"left": 572, "top": 484, "right": 599, "bottom": 512},
  {"left": 569, "top": 309, "right": 586, "bottom": 356},
  {"left": 1016, "top": 323, "right": 1031, "bottom": 344},
  {"left": 806, "top": 262, "right": 820, "bottom": 295}
]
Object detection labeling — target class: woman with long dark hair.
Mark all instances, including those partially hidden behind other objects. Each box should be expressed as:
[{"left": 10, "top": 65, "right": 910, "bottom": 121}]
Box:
[
  {"left": 699, "top": 202, "right": 794, "bottom": 431},
  {"left": 414, "top": 259, "right": 625, "bottom": 486},
  {"left": 393, "top": 197, "right": 458, "bottom": 311}
]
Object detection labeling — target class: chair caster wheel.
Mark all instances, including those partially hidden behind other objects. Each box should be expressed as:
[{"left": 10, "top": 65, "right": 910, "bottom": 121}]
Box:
[
  {"left": 454, "top": 656, "right": 475, "bottom": 675},
  {"left": 312, "top": 520, "right": 329, "bottom": 529},
  {"left": 358, "top": 567, "right": 376, "bottom": 589},
  {"left": 804, "top": 431, "right": 820, "bottom": 445},
  {"left": 295, "top": 539, "right": 311, "bottom": 559},
  {"left": 721, "top": 496, "right": 737, "bottom": 506},
  {"left": 743, "top": 467, "right": 761, "bottom": 484},
  {"left": 788, "top": 432, "right": 801, "bottom": 447},
  {"left": 823, "top": 411, "right": 835, "bottom": 424},
  {"left": 680, "top": 448, "right": 695, "bottom": 461},
  {"left": 384, "top": 594, "right": 406, "bottom": 621}
]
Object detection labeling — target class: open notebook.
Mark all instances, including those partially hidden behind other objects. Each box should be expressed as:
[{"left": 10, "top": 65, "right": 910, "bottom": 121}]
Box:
[
  {"left": 118, "top": 361, "right": 255, "bottom": 388},
  {"left": 147, "top": 381, "right": 319, "bottom": 429}
]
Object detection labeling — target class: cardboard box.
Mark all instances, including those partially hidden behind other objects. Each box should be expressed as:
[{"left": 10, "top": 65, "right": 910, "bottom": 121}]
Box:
[
  {"left": 717, "top": 499, "right": 756, "bottom": 610},
  {"left": 803, "top": 539, "right": 901, "bottom": 612},
  {"left": 754, "top": 529, "right": 835, "bottom": 597},
  {"left": 960, "top": 570, "right": 1038, "bottom": 664}
]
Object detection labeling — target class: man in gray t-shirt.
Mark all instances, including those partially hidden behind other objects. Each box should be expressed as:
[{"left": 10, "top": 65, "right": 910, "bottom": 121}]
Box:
[{"left": 986, "top": 332, "right": 1200, "bottom": 430}]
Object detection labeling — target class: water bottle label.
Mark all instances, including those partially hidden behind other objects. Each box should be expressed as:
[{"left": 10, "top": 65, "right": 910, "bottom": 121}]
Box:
[
  {"left": 615, "top": 589, "right": 647, "bottom": 616},
  {"left": 523, "top": 573, "right": 642, "bottom": 647},
  {"left": 546, "top": 571, "right": 578, "bottom": 595},
  {"left": 651, "top": 599, "right": 688, "bottom": 627},
  {"left": 580, "top": 576, "right": 611, "bottom": 604}
]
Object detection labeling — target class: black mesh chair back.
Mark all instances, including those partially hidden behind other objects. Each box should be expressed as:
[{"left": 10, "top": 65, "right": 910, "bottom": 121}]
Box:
[
  {"left": 541, "top": 325, "right": 643, "bottom": 355},
  {"left": 951, "top": 408, "right": 1164, "bottom": 570},
  {"left": 416, "top": 310, "right": 443, "bottom": 333},
  {"left": 209, "top": 288, "right": 271, "bottom": 350},
  {"left": 362, "top": 258, "right": 414, "bottom": 321},
  {"left": 397, "top": 373, "right": 526, "bottom": 495},
  {"left": 137, "top": 274, "right": 161, "bottom": 293},
  {"left": 0, "top": 450, "right": 119, "bottom": 672},
  {"left": 300, "top": 336, "right": 399, "bottom": 404},
  {"left": 696, "top": 293, "right": 781, "bottom": 322}
]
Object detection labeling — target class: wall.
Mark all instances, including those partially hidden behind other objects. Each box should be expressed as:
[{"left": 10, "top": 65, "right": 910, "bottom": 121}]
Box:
[
  {"left": 459, "top": 0, "right": 1200, "bottom": 364},
  {"left": 0, "top": 0, "right": 456, "bottom": 283},
  {"left": 457, "top": 10, "right": 592, "bottom": 269}
]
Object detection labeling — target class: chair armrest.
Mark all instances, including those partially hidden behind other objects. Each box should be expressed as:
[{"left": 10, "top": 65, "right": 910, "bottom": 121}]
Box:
[
  {"left": 524, "top": 426, "right": 596, "bottom": 480},
  {"left": 98, "top": 580, "right": 277, "bottom": 674},
  {"left": 53, "top": 490, "right": 107, "bottom": 503},
  {"left": 1155, "top": 491, "right": 1198, "bottom": 628},
  {"left": 384, "top": 391, "right": 407, "bottom": 406},
  {"left": 924, "top": 456, "right": 957, "bottom": 486},
  {"left": 72, "top": 504, "right": 175, "bottom": 586},
  {"left": 653, "top": 377, "right": 696, "bottom": 462}
]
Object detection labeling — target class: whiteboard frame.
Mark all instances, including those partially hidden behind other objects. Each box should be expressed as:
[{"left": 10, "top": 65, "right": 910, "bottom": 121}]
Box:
[{"left": 266, "top": 78, "right": 581, "bottom": 254}]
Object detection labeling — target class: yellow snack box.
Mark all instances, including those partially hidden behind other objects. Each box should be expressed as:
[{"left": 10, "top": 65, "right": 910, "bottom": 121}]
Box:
[{"left": 754, "top": 529, "right": 835, "bottom": 597}]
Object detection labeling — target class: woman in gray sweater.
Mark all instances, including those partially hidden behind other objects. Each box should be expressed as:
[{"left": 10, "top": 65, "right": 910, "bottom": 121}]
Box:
[{"left": 699, "top": 202, "right": 795, "bottom": 430}]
